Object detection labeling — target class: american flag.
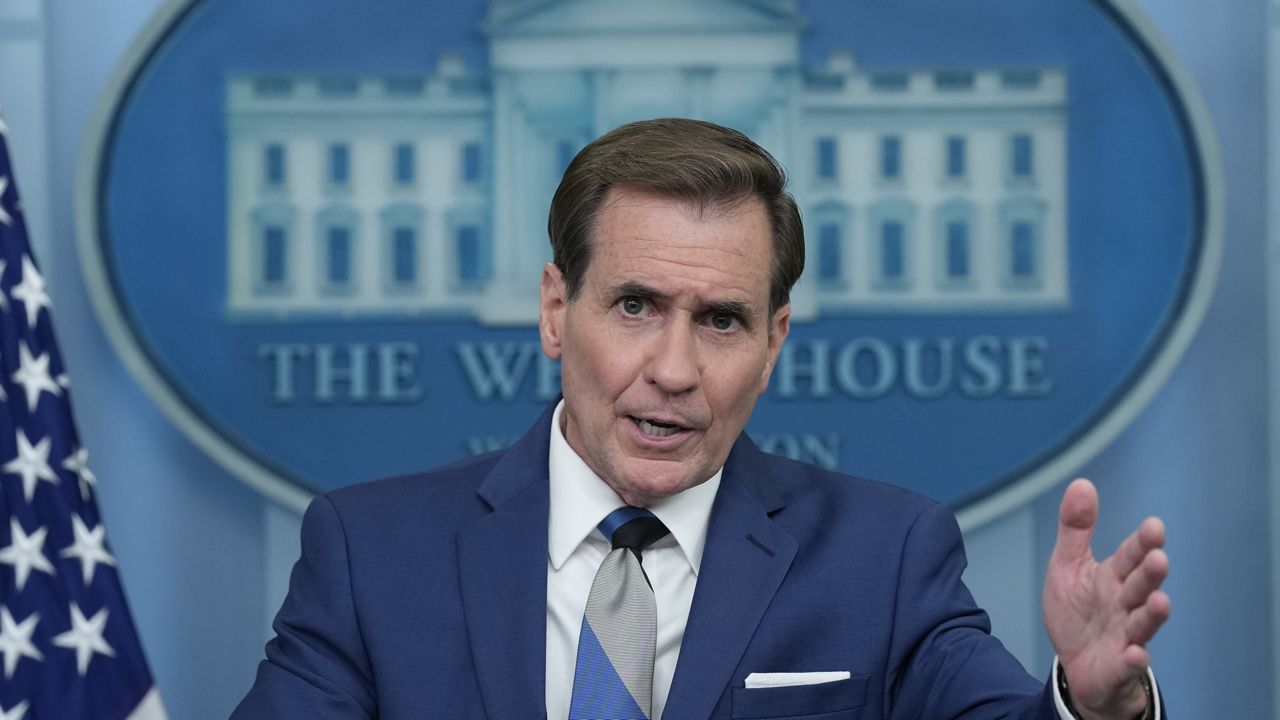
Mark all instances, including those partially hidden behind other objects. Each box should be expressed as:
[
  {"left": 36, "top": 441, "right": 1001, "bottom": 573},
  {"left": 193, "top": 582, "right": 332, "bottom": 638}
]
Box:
[{"left": 0, "top": 117, "right": 164, "bottom": 718}]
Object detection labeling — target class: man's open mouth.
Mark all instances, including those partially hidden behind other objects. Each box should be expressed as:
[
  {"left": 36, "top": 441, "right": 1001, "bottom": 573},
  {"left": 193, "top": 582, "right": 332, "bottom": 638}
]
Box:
[{"left": 632, "top": 417, "right": 685, "bottom": 438}]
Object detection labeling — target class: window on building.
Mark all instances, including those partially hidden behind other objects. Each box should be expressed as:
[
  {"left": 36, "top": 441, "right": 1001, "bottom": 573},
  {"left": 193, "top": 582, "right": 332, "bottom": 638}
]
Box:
[
  {"left": 1001, "top": 69, "right": 1041, "bottom": 89},
  {"left": 329, "top": 143, "right": 351, "bottom": 186},
  {"left": 457, "top": 225, "right": 482, "bottom": 283},
  {"left": 881, "top": 221, "right": 905, "bottom": 280},
  {"left": 318, "top": 78, "right": 359, "bottom": 97},
  {"left": 381, "top": 204, "right": 424, "bottom": 290},
  {"left": 870, "top": 72, "right": 909, "bottom": 91},
  {"left": 880, "top": 136, "right": 902, "bottom": 180},
  {"left": 393, "top": 143, "right": 415, "bottom": 186},
  {"left": 391, "top": 226, "right": 417, "bottom": 285},
  {"left": 384, "top": 77, "right": 425, "bottom": 96},
  {"left": 326, "top": 226, "right": 352, "bottom": 286},
  {"left": 818, "top": 223, "right": 842, "bottom": 283},
  {"left": 254, "top": 78, "right": 293, "bottom": 97},
  {"left": 264, "top": 144, "right": 286, "bottom": 187},
  {"left": 1011, "top": 221, "right": 1037, "bottom": 279},
  {"left": 461, "top": 143, "right": 483, "bottom": 185},
  {"left": 262, "top": 226, "right": 287, "bottom": 286},
  {"left": 946, "top": 136, "right": 966, "bottom": 179},
  {"left": 1011, "top": 134, "right": 1034, "bottom": 179},
  {"left": 816, "top": 137, "right": 838, "bottom": 181},
  {"left": 946, "top": 221, "right": 970, "bottom": 279},
  {"left": 935, "top": 70, "right": 975, "bottom": 90}
]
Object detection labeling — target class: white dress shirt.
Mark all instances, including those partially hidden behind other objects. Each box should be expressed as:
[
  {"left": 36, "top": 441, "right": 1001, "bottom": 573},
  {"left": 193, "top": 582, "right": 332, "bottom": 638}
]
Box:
[
  {"left": 542, "top": 402, "right": 1156, "bottom": 719},
  {"left": 545, "top": 401, "right": 719, "bottom": 720}
]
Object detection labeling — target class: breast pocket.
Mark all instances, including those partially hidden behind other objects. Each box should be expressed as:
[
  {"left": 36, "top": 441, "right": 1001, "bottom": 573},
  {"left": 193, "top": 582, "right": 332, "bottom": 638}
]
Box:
[{"left": 729, "top": 675, "right": 868, "bottom": 719}]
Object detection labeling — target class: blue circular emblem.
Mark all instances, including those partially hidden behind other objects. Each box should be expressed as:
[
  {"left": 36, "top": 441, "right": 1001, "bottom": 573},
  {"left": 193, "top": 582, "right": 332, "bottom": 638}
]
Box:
[{"left": 77, "top": 0, "right": 1222, "bottom": 524}]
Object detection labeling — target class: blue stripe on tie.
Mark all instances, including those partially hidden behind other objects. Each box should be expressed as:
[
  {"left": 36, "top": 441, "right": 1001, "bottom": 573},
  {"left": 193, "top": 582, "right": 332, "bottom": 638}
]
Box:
[
  {"left": 598, "top": 506, "right": 654, "bottom": 539},
  {"left": 569, "top": 619, "right": 649, "bottom": 720}
]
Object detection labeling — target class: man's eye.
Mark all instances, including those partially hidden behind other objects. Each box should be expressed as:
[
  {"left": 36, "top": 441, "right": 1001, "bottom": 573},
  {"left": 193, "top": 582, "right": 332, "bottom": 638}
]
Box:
[
  {"left": 620, "top": 297, "right": 645, "bottom": 315},
  {"left": 710, "top": 313, "right": 739, "bottom": 331}
]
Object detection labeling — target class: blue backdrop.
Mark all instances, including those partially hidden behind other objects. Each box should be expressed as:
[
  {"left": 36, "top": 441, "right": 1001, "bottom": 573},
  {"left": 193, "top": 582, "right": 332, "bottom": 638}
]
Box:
[{"left": 0, "top": 0, "right": 1268, "bottom": 717}]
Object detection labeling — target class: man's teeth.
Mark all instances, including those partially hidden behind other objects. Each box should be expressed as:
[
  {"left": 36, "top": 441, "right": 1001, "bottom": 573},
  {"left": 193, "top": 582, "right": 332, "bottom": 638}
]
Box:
[{"left": 637, "top": 419, "right": 679, "bottom": 438}]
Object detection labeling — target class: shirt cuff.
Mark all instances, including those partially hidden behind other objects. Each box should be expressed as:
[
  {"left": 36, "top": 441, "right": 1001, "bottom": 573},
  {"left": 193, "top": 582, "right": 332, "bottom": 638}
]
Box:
[{"left": 1052, "top": 657, "right": 1162, "bottom": 720}]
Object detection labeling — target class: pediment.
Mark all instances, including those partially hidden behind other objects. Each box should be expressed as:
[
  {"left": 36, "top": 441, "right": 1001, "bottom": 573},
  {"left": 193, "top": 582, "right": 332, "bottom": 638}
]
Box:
[{"left": 485, "top": 0, "right": 806, "bottom": 37}]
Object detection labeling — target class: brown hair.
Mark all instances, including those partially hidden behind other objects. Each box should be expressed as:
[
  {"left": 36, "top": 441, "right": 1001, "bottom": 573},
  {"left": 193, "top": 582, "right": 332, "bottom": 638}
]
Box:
[{"left": 547, "top": 118, "right": 804, "bottom": 315}]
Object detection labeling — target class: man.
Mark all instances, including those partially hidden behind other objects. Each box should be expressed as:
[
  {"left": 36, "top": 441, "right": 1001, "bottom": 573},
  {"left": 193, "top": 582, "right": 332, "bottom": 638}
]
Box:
[{"left": 234, "top": 119, "right": 1169, "bottom": 719}]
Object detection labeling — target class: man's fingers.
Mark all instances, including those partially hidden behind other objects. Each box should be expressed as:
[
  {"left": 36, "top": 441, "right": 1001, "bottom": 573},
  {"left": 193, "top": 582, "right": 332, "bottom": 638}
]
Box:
[
  {"left": 1121, "top": 644, "right": 1152, "bottom": 674},
  {"left": 1110, "top": 516, "right": 1167, "bottom": 578},
  {"left": 1053, "top": 478, "right": 1098, "bottom": 565},
  {"left": 1125, "top": 591, "right": 1172, "bottom": 645},
  {"left": 1118, "top": 548, "right": 1169, "bottom": 609}
]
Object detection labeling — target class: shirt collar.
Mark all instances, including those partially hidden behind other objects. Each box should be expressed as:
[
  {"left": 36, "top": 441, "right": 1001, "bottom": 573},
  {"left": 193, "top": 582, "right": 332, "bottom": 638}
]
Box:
[{"left": 547, "top": 400, "right": 720, "bottom": 575}]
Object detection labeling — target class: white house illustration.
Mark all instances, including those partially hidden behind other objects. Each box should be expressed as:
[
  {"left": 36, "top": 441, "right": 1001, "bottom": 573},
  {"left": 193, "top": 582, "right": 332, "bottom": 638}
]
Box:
[{"left": 224, "top": 0, "right": 1068, "bottom": 324}]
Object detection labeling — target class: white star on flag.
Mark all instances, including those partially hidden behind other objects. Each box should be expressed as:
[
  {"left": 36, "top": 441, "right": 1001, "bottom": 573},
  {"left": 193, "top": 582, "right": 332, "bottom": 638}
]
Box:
[
  {"left": 63, "top": 446, "right": 97, "bottom": 501},
  {"left": 3, "top": 429, "right": 57, "bottom": 503},
  {"left": 0, "top": 518, "right": 54, "bottom": 591},
  {"left": 0, "top": 110, "right": 8, "bottom": 137},
  {"left": 9, "top": 256, "right": 49, "bottom": 330},
  {"left": 11, "top": 341, "right": 61, "bottom": 413},
  {"left": 0, "top": 177, "right": 11, "bottom": 226},
  {"left": 52, "top": 603, "right": 114, "bottom": 676},
  {"left": 0, "top": 104, "right": 163, "bottom": 716},
  {"left": 0, "top": 607, "right": 42, "bottom": 679},
  {"left": 60, "top": 515, "right": 116, "bottom": 585}
]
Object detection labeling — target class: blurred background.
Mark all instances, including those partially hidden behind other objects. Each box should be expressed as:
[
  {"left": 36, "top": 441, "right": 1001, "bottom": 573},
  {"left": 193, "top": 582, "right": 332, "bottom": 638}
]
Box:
[{"left": 0, "top": 0, "right": 1272, "bottom": 717}]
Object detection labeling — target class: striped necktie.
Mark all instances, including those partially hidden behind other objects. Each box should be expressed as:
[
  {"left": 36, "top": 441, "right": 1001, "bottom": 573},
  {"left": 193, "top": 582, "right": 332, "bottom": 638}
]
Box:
[{"left": 569, "top": 507, "right": 671, "bottom": 720}]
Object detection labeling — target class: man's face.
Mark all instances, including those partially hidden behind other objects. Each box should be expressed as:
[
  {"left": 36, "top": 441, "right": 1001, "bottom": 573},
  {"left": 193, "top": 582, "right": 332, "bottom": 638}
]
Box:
[{"left": 539, "top": 186, "right": 790, "bottom": 507}]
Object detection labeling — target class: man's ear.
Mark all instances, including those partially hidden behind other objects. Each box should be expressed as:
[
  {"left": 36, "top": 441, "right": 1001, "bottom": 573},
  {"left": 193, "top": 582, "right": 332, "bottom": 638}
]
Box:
[
  {"left": 540, "top": 262, "right": 568, "bottom": 361},
  {"left": 759, "top": 303, "right": 791, "bottom": 394}
]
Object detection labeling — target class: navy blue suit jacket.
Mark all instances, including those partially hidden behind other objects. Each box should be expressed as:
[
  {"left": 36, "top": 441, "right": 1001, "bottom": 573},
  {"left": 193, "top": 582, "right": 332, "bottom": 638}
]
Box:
[{"left": 234, "top": 404, "right": 1062, "bottom": 719}]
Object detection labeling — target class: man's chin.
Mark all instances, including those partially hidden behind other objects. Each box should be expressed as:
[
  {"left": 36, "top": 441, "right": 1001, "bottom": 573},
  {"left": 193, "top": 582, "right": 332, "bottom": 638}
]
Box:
[{"left": 607, "top": 460, "right": 713, "bottom": 505}]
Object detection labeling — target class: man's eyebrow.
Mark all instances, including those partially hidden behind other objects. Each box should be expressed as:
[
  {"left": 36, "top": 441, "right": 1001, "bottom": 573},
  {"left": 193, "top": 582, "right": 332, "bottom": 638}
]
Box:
[
  {"left": 610, "top": 281, "right": 666, "bottom": 301},
  {"left": 706, "top": 299, "right": 755, "bottom": 324}
]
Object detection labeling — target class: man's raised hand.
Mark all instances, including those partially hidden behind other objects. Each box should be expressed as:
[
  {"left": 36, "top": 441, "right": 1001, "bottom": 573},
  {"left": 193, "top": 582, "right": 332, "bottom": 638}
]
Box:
[{"left": 1043, "top": 478, "right": 1171, "bottom": 720}]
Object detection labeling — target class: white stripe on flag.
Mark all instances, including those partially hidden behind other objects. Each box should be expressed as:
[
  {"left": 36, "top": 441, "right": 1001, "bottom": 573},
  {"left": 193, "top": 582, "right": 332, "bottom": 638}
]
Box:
[{"left": 126, "top": 688, "right": 167, "bottom": 720}]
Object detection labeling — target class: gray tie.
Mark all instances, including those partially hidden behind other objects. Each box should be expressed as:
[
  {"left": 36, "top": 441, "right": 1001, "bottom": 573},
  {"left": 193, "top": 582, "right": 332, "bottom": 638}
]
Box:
[{"left": 568, "top": 507, "right": 671, "bottom": 720}]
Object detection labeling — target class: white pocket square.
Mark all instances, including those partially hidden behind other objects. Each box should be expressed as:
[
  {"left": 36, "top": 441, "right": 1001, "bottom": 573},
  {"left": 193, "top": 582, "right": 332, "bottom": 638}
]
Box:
[{"left": 744, "top": 671, "right": 851, "bottom": 689}]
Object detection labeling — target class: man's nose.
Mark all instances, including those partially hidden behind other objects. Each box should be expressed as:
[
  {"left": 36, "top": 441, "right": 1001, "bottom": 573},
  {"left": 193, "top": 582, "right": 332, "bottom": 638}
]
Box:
[{"left": 644, "top": 321, "right": 700, "bottom": 394}]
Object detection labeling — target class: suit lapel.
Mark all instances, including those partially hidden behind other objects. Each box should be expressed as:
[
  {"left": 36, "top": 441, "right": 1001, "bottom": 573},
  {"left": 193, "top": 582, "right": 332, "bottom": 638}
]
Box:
[
  {"left": 663, "top": 439, "right": 797, "bottom": 719},
  {"left": 454, "top": 412, "right": 796, "bottom": 719},
  {"left": 456, "top": 407, "right": 554, "bottom": 719}
]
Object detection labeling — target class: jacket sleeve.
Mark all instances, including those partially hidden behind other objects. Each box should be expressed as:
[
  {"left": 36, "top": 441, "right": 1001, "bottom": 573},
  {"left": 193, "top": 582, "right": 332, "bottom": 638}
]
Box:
[
  {"left": 884, "top": 500, "right": 1058, "bottom": 720},
  {"left": 231, "top": 495, "right": 376, "bottom": 719}
]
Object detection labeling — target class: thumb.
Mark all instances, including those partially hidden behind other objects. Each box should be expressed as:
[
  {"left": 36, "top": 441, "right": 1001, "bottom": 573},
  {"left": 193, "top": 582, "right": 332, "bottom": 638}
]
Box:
[{"left": 1053, "top": 478, "right": 1098, "bottom": 566}]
